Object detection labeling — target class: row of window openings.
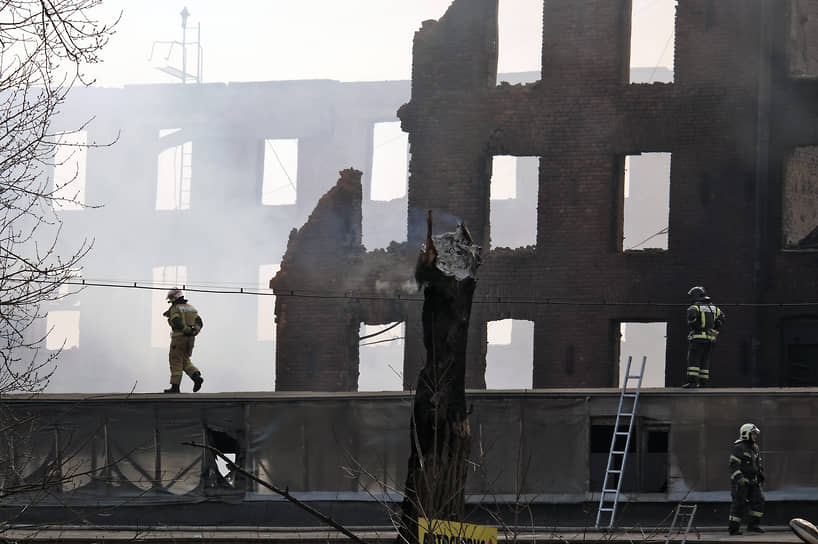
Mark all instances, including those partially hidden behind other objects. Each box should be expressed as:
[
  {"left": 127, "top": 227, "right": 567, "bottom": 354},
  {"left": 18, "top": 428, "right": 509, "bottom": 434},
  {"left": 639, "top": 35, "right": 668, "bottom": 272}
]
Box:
[
  {"left": 52, "top": 124, "right": 412, "bottom": 211},
  {"left": 2, "top": 420, "right": 667, "bottom": 494},
  {"left": 222, "top": 420, "right": 670, "bottom": 492},
  {"left": 51, "top": 0, "right": 672, "bottom": 207},
  {"left": 55, "top": 124, "right": 537, "bottom": 209},
  {"left": 53, "top": 129, "right": 671, "bottom": 252},
  {"left": 47, "top": 296, "right": 668, "bottom": 391},
  {"left": 495, "top": 0, "right": 675, "bottom": 85}
]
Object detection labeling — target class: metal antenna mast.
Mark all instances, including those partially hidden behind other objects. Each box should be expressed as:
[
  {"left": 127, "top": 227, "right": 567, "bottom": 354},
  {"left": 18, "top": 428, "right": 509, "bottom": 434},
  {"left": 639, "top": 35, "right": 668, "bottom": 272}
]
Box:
[{"left": 148, "top": 6, "right": 203, "bottom": 84}]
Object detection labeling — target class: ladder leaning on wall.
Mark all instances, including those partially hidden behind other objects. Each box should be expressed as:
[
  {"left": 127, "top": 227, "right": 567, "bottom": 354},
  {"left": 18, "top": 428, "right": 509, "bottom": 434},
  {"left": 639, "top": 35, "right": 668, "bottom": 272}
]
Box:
[{"left": 595, "top": 355, "right": 647, "bottom": 529}]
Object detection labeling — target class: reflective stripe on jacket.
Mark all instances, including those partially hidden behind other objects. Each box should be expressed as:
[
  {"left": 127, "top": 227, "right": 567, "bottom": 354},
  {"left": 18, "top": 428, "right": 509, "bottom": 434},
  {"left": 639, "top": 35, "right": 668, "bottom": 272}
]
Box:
[
  {"left": 729, "top": 439, "right": 764, "bottom": 483},
  {"left": 166, "top": 302, "right": 202, "bottom": 337},
  {"left": 687, "top": 302, "right": 723, "bottom": 342}
]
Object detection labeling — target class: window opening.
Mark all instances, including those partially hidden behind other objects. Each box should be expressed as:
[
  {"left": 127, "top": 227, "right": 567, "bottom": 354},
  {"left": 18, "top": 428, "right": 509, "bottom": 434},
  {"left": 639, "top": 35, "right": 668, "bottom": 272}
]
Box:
[
  {"left": 630, "top": 0, "right": 675, "bottom": 83},
  {"left": 205, "top": 429, "right": 240, "bottom": 490},
  {"left": 623, "top": 153, "right": 670, "bottom": 251},
  {"left": 151, "top": 265, "right": 187, "bottom": 348},
  {"left": 370, "top": 122, "right": 408, "bottom": 201},
  {"left": 589, "top": 419, "right": 669, "bottom": 493},
  {"left": 53, "top": 130, "right": 88, "bottom": 210},
  {"left": 497, "top": 0, "right": 543, "bottom": 84},
  {"left": 782, "top": 147, "right": 818, "bottom": 250},
  {"left": 46, "top": 311, "right": 80, "bottom": 350},
  {"left": 787, "top": 2, "right": 818, "bottom": 79},
  {"left": 364, "top": 122, "right": 408, "bottom": 249},
  {"left": 156, "top": 129, "right": 192, "bottom": 210},
  {"left": 358, "top": 322, "right": 404, "bottom": 391},
  {"left": 486, "top": 319, "right": 534, "bottom": 389},
  {"left": 262, "top": 138, "right": 298, "bottom": 205},
  {"left": 619, "top": 322, "right": 667, "bottom": 387},
  {"left": 490, "top": 156, "right": 538, "bottom": 248}
]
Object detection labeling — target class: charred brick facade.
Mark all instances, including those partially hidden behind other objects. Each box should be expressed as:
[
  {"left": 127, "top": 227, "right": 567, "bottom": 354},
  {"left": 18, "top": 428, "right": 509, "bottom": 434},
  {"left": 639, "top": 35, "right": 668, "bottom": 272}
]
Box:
[{"left": 272, "top": 0, "right": 818, "bottom": 390}]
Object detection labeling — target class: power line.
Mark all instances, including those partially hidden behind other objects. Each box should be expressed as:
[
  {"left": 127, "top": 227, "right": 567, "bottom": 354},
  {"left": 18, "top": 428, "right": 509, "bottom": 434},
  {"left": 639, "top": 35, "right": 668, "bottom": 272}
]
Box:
[
  {"left": 359, "top": 321, "right": 402, "bottom": 341},
  {"left": 35, "top": 279, "right": 818, "bottom": 309},
  {"left": 264, "top": 140, "right": 297, "bottom": 193},
  {"left": 626, "top": 226, "right": 669, "bottom": 250},
  {"left": 360, "top": 336, "right": 405, "bottom": 347}
]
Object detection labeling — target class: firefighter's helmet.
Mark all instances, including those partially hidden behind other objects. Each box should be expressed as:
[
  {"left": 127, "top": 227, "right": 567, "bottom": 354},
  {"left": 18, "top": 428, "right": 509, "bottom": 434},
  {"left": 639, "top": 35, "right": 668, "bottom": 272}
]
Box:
[
  {"left": 739, "top": 423, "right": 760, "bottom": 441},
  {"left": 166, "top": 288, "right": 183, "bottom": 303},
  {"left": 688, "top": 286, "right": 707, "bottom": 299}
]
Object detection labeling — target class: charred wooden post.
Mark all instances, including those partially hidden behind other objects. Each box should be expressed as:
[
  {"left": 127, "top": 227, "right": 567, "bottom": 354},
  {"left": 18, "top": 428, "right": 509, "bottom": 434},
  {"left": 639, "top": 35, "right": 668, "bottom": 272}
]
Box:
[{"left": 398, "top": 210, "right": 482, "bottom": 544}]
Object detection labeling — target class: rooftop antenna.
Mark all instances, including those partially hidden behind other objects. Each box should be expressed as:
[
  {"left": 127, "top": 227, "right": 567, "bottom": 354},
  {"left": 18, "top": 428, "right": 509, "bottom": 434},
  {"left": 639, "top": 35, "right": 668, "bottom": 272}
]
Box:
[{"left": 148, "top": 6, "right": 203, "bottom": 84}]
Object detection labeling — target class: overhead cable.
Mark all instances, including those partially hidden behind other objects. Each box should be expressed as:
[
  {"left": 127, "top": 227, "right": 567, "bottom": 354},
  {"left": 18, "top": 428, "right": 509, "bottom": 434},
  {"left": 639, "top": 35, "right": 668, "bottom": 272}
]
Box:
[{"left": 27, "top": 279, "right": 818, "bottom": 309}]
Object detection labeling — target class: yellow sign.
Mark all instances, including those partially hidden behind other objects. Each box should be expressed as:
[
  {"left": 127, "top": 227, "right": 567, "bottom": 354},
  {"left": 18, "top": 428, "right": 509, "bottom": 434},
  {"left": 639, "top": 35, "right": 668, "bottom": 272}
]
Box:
[{"left": 418, "top": 517, "right": 497, "bottom": 544}]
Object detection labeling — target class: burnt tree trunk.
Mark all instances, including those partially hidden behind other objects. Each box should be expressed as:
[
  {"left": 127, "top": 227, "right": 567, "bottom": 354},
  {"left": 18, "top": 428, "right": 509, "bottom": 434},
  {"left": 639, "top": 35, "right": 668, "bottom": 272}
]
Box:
[{"left": 398, "top": 211, "right": 481, "bottom": 544}]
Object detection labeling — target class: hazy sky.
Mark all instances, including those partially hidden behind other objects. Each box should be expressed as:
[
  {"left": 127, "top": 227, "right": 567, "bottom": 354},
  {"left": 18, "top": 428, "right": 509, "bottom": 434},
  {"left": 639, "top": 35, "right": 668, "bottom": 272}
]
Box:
[{"left": 86, "top": 1, "right": 676, "bottom": 87}]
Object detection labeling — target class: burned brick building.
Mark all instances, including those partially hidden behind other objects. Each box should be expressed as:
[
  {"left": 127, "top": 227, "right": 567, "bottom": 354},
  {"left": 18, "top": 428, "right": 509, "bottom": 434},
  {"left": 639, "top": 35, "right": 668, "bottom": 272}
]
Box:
[
  {"left": 273, "top": 0, "right": 818, "bottom": 391},
  {"left": 9, "top": 1, "right": 818, "bottom": 535}
]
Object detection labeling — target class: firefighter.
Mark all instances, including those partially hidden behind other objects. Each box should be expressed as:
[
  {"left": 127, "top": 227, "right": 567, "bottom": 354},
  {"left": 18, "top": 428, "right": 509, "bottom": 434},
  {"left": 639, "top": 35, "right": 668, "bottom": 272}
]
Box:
[
  {"left": 683, "top": 286, "right": 724, "bottom": 388},
  {"left": 728, "top": 423, "right": 765, "bottom": 535},
  {"left": 162, "top": 288, "right": 204, "bottom": 393}
]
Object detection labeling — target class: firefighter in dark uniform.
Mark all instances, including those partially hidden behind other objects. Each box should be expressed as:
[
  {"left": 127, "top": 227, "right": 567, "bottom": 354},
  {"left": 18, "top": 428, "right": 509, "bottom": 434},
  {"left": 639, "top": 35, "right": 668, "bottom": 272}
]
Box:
[
  {"left": 162, "top": 288, "right": 204, "bottom": 393},
  {"left": 728, "top": 423, "right": 765, "bottom": 535},
  {"left": 684, "top": 286, "right": 724, "bottom": 388}
]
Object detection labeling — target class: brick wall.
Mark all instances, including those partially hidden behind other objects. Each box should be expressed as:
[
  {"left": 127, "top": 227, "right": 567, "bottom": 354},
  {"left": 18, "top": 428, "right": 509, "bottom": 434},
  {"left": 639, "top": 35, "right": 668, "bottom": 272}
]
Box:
[{"left": 274, "top": 0, "right": 818, "bottom": 390}]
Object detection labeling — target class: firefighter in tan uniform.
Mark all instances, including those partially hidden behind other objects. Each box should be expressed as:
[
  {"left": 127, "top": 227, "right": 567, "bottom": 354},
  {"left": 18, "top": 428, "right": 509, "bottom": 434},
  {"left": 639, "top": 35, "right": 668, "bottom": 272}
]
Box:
[{"left": 162, "top": 288, "right": 204, "bottom": 393}]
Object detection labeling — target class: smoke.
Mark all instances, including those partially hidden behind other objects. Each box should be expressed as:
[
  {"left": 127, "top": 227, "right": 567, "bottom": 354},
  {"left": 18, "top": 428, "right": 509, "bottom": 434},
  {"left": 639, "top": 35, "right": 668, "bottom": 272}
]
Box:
[{"left": 375, "top": 279, "right": 417, "bottom": 295}]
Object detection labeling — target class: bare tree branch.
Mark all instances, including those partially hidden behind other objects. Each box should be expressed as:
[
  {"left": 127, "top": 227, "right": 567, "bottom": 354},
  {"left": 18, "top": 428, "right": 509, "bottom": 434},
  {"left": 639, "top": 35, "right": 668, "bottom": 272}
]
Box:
[
  {"left": 0, "top": 0, "right": 115, "bottom": 395},
  {"left": 184, "top": 441, "right": 367, "bottom": 544}
]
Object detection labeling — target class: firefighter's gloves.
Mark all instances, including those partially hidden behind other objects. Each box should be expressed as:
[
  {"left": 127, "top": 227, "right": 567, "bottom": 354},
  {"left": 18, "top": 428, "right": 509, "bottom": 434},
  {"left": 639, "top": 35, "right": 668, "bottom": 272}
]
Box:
[
  {"left": 737, "top": 477, "right": 749, "bottom": 486},
  {"left": 183, "top": 325, "right": 193, "bottom": 336}
]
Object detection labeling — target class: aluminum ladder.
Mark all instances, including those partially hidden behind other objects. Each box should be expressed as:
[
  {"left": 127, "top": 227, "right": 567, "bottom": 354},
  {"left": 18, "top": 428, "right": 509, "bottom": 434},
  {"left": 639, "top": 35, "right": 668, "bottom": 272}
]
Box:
[
  {"left": 595, "top": 355, "right": 647, "bottom": 528},
  {"left": 664, "top": 503, "right": 698, "bottom": 543}
]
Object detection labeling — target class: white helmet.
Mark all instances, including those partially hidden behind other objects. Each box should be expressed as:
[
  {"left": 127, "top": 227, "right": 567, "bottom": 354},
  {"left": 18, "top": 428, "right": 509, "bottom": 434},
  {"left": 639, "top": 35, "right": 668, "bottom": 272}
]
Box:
[
  {"left": 166, "top": 288, "right": 183, "bottom": 302},
  {"left": 739, "top": 423, "right": 760, "bottom": 441}
]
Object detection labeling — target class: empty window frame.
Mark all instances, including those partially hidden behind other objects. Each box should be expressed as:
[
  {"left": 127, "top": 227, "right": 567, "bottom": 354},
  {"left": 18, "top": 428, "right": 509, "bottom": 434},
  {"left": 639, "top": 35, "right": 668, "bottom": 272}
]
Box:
[
  {"left": 257, "top": 264, "right": 279, "bottom": 342},
  {"left": 370, "top": 122, "right": 408, "bottom": 201},
  {"left": 782, "top": 147, "right": 818, "bottom": 250},
  {"left": 262, "top": 138, "right": 298, "bottom": 205},
  {"left": 205, "top": 428, "right": 242, "bottom": 490},
  {"left": 358, "top": 322, "right": 404, "bottom": 392},
  {"left": 787, "top": 1, "right": 818, "bottom": 78},
  {"left": 629, "top": 0, "right": 675, "bottom": 83},
  {"left": 589, "top": 418, "right": 669, "bottom": 493},
  {"left": 156, "top": 129, "right": 192, "bottom": 210},
  {"left": 490, "top": 156, "right": 538, "bottom": 248},
  {"left": 485, "top": 319, "right": 534, "bottom": 389},
  {"left": 619, "top": 322, "right": 667, "bottom": 387},
  {"left": 622, "top": 153, "right": 671, "bottom": 251},
  {"left": 53, "top": 130, "right": 88, "bottom": 210},
  {"left": 496, "top": 0, "right": 543, "bottom": 84},
  {"left": 46, "top": 311, "right": 80, "bottom": 350},
  {"left": 151, "top": 265, "right": 187, "bottom": 348}
]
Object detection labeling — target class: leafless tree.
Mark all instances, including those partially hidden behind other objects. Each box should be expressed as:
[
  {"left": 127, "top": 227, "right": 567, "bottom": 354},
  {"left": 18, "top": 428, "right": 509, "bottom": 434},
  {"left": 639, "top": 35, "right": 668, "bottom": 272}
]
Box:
[{"left": 0, "top": 0, "right": 116, "bottom": 393}]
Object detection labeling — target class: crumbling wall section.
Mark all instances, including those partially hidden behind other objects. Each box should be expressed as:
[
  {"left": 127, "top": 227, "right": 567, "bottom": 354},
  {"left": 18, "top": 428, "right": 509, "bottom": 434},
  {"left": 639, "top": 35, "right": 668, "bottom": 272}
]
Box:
[
  {"left": 272, "top": 169, "right": 414, "bottom": 391},
  {"left": 273, "top": 169, "right": 365, "bottom": 391}
]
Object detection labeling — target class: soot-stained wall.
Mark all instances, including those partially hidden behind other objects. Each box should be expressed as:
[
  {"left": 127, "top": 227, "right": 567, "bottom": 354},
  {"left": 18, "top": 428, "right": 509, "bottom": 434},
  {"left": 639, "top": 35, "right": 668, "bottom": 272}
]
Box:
[{"left": 272, "top": 0, "right": 818, "bottom": 390}]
